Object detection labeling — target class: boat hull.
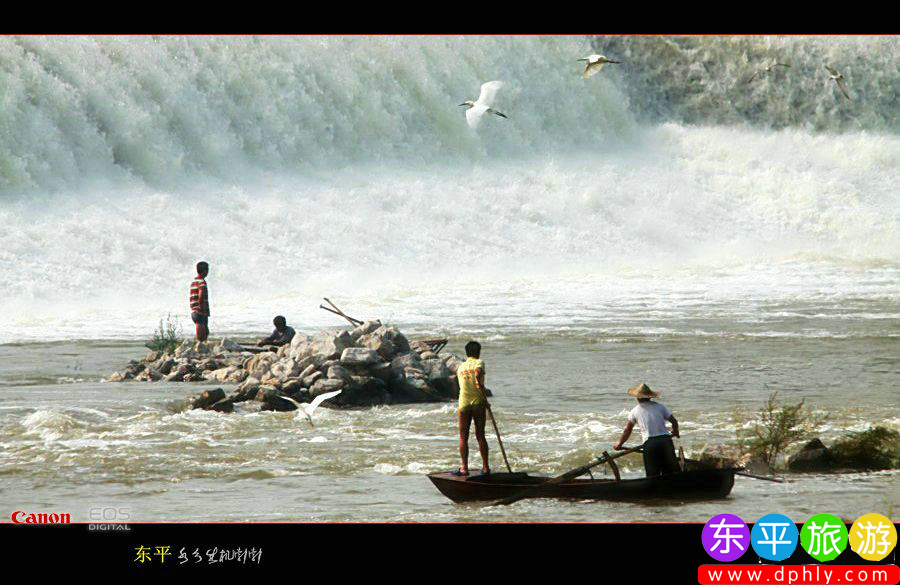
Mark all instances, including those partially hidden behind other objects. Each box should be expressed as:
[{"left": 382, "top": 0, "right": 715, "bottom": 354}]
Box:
[{"left": 427, "top": 468, "right": 736, "bottom": 503}]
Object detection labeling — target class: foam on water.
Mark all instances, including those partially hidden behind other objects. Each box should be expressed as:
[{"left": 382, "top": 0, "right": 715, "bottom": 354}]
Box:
[{"left": 0, "top": 36, "right": 897, "bottom": 343}]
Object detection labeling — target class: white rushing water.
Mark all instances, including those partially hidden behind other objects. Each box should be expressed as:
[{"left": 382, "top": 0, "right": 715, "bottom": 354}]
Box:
[{"left": 0, "top": 36, "right": 897, "bottom": 343}]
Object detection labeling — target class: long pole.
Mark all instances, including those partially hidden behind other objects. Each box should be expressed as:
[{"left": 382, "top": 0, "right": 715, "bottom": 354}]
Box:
[
  {"left": 474, "top": 372, "right": 512, "bottom": 473},
  {"left": 494, "top": 446, "right": 643, "bottom": 506}
]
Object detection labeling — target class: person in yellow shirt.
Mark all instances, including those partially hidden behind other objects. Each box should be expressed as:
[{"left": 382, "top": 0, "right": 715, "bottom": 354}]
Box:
[{"left": 453, "top": 340, "right": 490, "bottom": 476}]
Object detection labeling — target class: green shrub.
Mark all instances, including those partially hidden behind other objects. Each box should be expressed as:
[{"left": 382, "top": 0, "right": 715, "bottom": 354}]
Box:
[
  {"left": 831, "top": 427, "right": 900, "bottom": 470},
  {"left": 739, "top": 392, "right": 825, "bottom": 469},
  {"left": 146, "top": 314, "right": 182, "bottom": 355}
]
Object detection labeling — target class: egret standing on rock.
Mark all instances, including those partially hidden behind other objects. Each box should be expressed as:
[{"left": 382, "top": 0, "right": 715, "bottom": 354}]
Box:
[
  {"left": 277, "top": 389, "right": 343, "bottom": 426},
  {"left": 459, "top": 80, "right": 508, "bottom": 129},
  {"left": 578, "top": 54, "right": 621, "bottom": 79},
  {"left": 824, "top": 64, "right": 851, "bottom": 100}
]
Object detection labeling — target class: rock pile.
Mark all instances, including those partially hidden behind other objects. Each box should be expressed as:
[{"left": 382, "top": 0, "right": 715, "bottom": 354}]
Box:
[{"left": 112, "top": 320, "right": 488, "bottom": 413}]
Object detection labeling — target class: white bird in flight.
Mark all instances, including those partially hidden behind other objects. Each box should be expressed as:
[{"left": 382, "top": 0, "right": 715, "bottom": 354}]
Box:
[
  {"left": 459, "top": 80, "right": 508, "bottom": 129},
  {"left": 277, "top": 389, "right": 342, "bottom": 426},
  {"left": 746, "top": 60, "right": 791, "bottom": 83},
  {"left": 824, "top": 64, "right": 851, "bottom": 100},
  {"left": 578, "top": 54, "right": 621, "bottom": 79}
]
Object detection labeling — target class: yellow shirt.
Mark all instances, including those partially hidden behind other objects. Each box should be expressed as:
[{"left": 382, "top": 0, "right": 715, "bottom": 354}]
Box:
[{"left": 457, "top": 357, "right": 485, "bottom": 409}]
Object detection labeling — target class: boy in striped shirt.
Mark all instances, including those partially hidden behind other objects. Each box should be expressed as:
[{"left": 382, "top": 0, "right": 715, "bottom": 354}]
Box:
[{"left": 190, "top": 261, "right": 210, "bottom": 342}]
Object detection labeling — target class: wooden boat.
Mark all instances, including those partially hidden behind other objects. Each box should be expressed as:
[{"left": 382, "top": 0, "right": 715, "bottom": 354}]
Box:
[{"left": 427, "top": 467, "right": 736, "bottom": 504}]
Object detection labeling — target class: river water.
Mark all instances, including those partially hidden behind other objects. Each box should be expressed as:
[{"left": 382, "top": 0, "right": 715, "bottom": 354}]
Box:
[{"left": 0, "top": 36, "right": 898, "bottom": 522}]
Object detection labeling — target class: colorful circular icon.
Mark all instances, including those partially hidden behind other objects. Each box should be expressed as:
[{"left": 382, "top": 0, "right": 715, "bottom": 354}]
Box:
[
  {"left": 703, "top": 513, "right": 750, "bottom": 562},
  {"left": 800, "top": 513, "right": 848, "bottom": 561},
  {"left": 751, "top": 513, "right": 799, "bottom": 561},
  {"left": 849, "top": 513, "right": 897, "bottom": 561}
]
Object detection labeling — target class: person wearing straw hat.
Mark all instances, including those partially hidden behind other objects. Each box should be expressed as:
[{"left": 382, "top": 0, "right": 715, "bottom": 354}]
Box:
[{"left": 613, "top": 383, "right": 681, "bottom": 477}]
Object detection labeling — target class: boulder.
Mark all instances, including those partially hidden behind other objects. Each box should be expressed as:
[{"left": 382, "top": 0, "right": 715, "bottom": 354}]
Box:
[
  {"left": 698, "top": 444, "right": 746, "bottom": 469},
  {"left": 310, "top": 378, "right": 344, "bottom": 398},
  {"left": 281, "top": 378, "right": 305, "bottom": 395},
  {"left": 788, "top": 438, "right": 834, "bottom": 472},
  {"left": 391, "top": 352, "right": 422, "bottom": 373},
  {"left": 270, "top": 358, "right": 301, "bottom": 380},
  {"left": 219, "top": 338, "right": 243, "bottom": 353},
  {"left": 389, "top": 375, "right": 442, "bottom": 403},
  {"left": 368, "top": 361, "right": 395, "bottom": 383},
  {"left": 327, "top": 365, "right": 354, "bottom": 383},
  {"left": 340, "top": 348, "right": 380, "bottom": 366},
  {"left": 420, "top": 351, "right": 437, "bottom": 361},
  {"left": 350, "top": 320, "right": 382, "bottom": 340},
  {"left": 374, "top": 325, "right": 410, "bottom": 354},
  {"left": 155, "top": 357, "right": 176, "bottom": 375},
  {"left": 312, "top": 331, "right": 355, "bottom": 360},
  {"left": 337, "top": 377, "right": 391, "bottom": 407},
  {"left": 209, "top": 398, "right": 235, "bottom": 413},
  {"left": 191, "top": 388, "right": 226, "bottom": 410},
  {"left": 443, "top": 354, "right": 463, "bottom": 374},
  {"left": 303, "top": 371, "right": 325, "bottom": 387}
]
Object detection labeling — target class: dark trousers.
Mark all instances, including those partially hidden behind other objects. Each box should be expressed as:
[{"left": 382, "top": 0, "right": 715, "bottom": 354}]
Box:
[{"left": 642, "top": 435, "right": 681, "bottom": 477}]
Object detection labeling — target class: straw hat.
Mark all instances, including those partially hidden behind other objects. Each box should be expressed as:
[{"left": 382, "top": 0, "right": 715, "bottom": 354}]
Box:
[{"left": 627, "top": 383, "right": 660, "bottom": 399}]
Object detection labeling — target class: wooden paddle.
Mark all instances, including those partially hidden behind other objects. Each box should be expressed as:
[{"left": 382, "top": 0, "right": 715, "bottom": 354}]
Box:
[
  {"left": 471, "top": 368, "right": 512, "bottom": 474},
  {"left": 493, "top": 445, "right": 644, "bottom": 506}
]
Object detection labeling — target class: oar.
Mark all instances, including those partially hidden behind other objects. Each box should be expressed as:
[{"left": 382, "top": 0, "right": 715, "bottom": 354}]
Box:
[
  {"left": 322, "top": 298, "right": 363, "bottom": 326},
  {"left": 473, "top": 373, "right": 512, "bottom": 474},
  {"left": 684, "top": 457, "right": 785, "bottom": 483},
  {"left": 493, "top": 445, "right": 644, "bottom": 506},
  {"left": 735, "top": 470, "right": 785, "bottom": 483}
]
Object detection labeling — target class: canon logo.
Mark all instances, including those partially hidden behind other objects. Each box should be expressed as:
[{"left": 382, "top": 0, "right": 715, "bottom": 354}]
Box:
[{"left": 11, "top": 511, "right": 72, "bottom": 524}]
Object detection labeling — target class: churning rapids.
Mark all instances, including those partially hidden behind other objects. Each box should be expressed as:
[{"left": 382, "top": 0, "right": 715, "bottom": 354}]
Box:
[{"left": 0, "top": 36, "right": 897, "bottom": 521}]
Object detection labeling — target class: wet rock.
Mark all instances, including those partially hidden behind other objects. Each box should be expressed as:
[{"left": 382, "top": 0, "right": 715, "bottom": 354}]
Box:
[
  {"left": 368, "top": 361, "right": 395, "bottom": 383},
  {"left": 788, "top": 438, "right": 834, "bottom": 472},
  {"left": 209, "top": 398, "right": 235, "bottom": 413},
  {"left": 340, "top": 348, "right": 380, "bottom": 366},
  {"left": 109, "top": 371, "right": 126, "bottom": 382},
  {"left": 420, "top": 351, "right": 437, "bottom": 361},
  {"left": 327, "top": 365, "right": 354, "bottom": 383},
  {"left": 389, "top": 375, "right": 442, "bottom": 403},
  {"left": 310, "top": 378, "right": 344, "bottom": 398},
  {"left": 338, "top": 377, "right": 391, "bottom": 407},
  {"left": 192, "top": 388, "right": 226, "bottom": 410}
]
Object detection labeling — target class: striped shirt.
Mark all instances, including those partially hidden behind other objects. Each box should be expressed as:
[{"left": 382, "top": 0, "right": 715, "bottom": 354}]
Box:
[{"left": 189, "top": 276, "right": 210, "bottom": 316}]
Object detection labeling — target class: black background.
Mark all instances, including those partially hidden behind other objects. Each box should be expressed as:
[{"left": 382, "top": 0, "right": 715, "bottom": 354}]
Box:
[{"left": 5, "top": 522, "right": 898, "bottom": 575}]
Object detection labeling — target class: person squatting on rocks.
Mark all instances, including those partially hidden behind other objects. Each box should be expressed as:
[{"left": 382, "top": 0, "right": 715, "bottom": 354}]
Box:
[
  {"left": 190, "top": 261, "right": 210, "bottom": 342},
  {"left": 257, "top": 316, "right": 296, "bottom": 347},
  {"left": 453, "top": 340, "right": 490, "bottom": 477},
  {"left": 613, "top": 383, "right": 681, "bottom": 477}
]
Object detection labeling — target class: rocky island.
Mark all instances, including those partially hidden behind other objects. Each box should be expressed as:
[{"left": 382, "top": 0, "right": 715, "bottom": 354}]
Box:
[{"left": 110, "top": 320, "right": 488, "bottom": 413}]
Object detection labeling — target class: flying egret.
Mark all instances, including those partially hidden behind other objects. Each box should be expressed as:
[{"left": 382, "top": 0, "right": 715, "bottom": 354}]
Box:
[
  {"left": 277, "top": 389, "right": 342, "bottom": 426},
  {"left": 824, "top": 64, "right": 851, "bottom": 100},
  {"left": 746, "top": 60, "right": 791, "bottom": 83},
  {"left": 459, "top": 80, "right": 508, "bottom": 129},
  {"left": 578, "top": 54, "right": 621, "bottom": 79}
]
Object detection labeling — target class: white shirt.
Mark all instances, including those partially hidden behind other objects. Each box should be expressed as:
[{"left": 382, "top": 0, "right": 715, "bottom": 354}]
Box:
[{"left": 628, "top": 401, "right": 673, "bottom": 443}]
